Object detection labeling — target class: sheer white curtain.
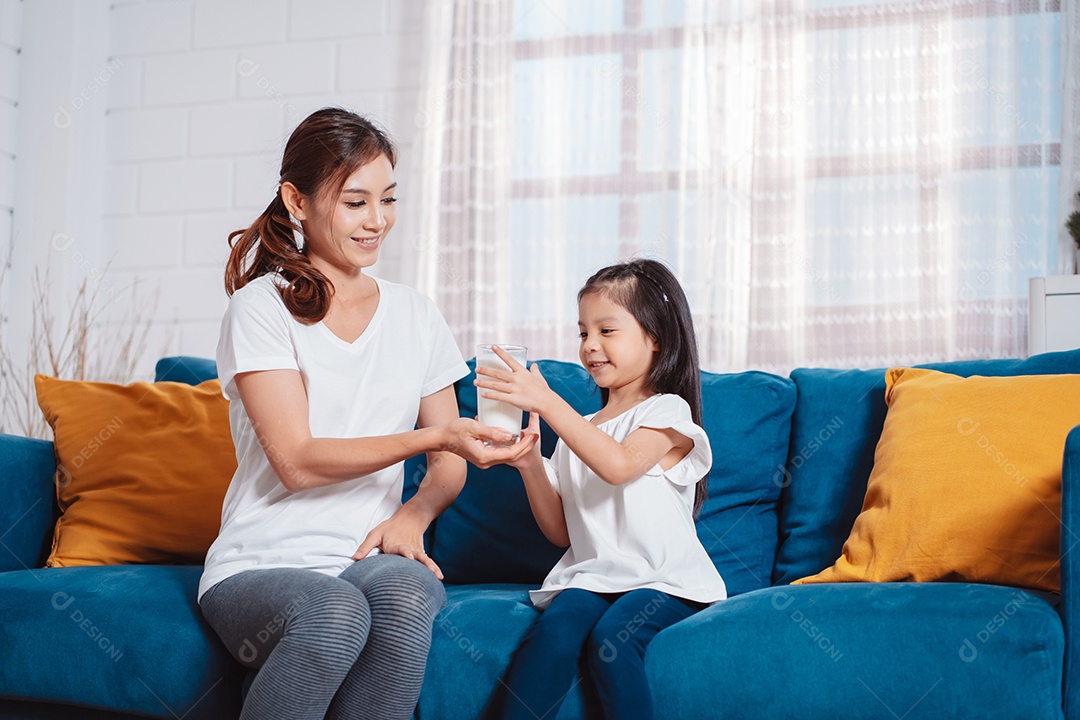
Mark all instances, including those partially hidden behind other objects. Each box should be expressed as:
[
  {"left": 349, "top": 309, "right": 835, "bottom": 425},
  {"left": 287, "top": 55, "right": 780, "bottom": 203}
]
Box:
[
  {"left": 412, "top": 0, "right": 515, "bottom": 354},
  {"left": 414, "top": 0, "right": 1066, "bottom": 373},
  {"left": 1062, "top": 0, "right": 1080, "bottom": 275}
]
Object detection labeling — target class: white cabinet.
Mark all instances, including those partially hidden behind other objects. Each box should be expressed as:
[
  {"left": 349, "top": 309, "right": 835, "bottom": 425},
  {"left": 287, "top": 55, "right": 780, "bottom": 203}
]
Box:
[{"left": 1029, "top": 275, "right": 1080, "bottom": 355}]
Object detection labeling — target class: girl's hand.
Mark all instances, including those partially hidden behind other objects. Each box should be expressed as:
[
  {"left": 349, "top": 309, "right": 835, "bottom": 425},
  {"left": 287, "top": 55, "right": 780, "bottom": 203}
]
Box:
[
  {"left": 506, "top": 410, "right": 543, "bottom": 472},
  {"left": 474, "top": 346, "right": 554, "bottom": 414}
]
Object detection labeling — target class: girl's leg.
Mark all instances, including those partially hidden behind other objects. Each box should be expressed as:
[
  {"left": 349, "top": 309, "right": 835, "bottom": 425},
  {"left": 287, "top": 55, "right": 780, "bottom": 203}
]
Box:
[
  {"left": 199, "top": 568, "right": 372, "bottom": 720},
  {"left": 327, "top": 554, "right": 447, "bottom": 720},
  {"left": 490, "top": 589, "right": 612, "bottom": 720},
  {"left": 585, "top": 590, "right": 700, "bottom": 720}
]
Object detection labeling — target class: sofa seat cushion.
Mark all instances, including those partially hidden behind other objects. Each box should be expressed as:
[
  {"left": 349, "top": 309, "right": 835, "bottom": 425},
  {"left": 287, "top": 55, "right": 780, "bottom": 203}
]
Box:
[
  {"left": 422, "top": 584, "right": 595, "bottom": 720},
  {"left": 648, "top": 582, "right": 1064, "bottom": 720},
  {"left": 0, "top": 566, "right": 242, "bottom": 719}
]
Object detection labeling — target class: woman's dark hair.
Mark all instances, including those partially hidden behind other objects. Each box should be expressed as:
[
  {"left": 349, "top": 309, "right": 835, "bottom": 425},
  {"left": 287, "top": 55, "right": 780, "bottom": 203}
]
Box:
[
  {"left": 224, "top": 107, "right": 397, "bottom": 322},
  {"left": 578, "top": 259, "right": 709, "bottom": 515}
]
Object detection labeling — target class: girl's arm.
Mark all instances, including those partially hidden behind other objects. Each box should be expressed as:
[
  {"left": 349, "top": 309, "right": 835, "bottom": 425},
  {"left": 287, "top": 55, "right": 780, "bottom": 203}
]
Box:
[
  {"left": 508, "top": 412, "right": 570, "bottom": 547},
  {"left": 475, "top": 350, "right": 690, "bottom": 486},
  {"left": 235, "top": 369, "right": 530, "bottom": 492}
]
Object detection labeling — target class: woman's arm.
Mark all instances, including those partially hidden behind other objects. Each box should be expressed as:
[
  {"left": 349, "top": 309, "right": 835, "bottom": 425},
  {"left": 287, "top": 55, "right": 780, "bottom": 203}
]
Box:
[
  {"left": 352, "top": 385, "right": 474, "bottom": 576},
  {"left": 474, "top": 351, "right": 690, "bottom": 486},
  {"left": 235, "top": 369, "right": 525, "bottom": 492}
]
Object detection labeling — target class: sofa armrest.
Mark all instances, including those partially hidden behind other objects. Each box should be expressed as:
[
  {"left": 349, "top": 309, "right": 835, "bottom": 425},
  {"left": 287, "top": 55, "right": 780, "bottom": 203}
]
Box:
[
  {"left": 1063, "top": 424, "right": 1080, "bottom": 720},
  {"left": 0, "top": 433, "right": 58, "bottom": 571}
]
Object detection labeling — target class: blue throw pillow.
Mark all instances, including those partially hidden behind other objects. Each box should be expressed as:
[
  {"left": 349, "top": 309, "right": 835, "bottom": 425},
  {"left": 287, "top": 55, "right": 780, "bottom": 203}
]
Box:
[
  {"left": 696, "top": 370, "right": 796, "bottom": 596},
  {"left": 773, "top": 348, "right": 1080, "bottom": 585},
  {"left": 154, "top": 356, "right": 219, "bottom": 385}
]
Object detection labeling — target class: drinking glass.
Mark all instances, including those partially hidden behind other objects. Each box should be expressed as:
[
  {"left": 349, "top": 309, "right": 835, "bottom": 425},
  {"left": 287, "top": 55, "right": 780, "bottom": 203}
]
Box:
[{"left": 475, "top": 344, "right": 528, "bottom": 447}]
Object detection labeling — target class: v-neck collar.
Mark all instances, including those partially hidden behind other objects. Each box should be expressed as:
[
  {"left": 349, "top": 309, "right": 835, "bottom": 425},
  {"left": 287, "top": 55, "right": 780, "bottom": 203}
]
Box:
[{"left": 316, "top": 276, "right": 386, "bottom": 351}]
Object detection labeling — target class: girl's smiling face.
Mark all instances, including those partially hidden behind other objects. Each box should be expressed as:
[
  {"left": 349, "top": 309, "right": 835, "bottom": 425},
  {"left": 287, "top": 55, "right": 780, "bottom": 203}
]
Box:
[
  {"left": 297, "top": 154, "right": 397, "bottom": 277},
  {"left": 578, "top": 290, "right": 659, "bottom": 396}
]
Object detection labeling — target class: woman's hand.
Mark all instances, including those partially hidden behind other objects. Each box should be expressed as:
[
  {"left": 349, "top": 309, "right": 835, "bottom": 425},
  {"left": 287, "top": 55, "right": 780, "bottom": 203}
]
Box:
[
  {"left": 443, "top": 416, "right": 539, "bottom": 468},
  {"left": 474, "top": 346, "right": 554, "bottom": 415},
  {"left": 354, "top": 505, "right": 442, "bottom": 577}
]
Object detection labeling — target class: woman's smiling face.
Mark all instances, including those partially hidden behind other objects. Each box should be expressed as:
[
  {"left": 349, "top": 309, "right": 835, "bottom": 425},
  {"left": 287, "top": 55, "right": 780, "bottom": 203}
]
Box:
[{"left": 300, "top": 154, "right": 397, "bottom": 276}]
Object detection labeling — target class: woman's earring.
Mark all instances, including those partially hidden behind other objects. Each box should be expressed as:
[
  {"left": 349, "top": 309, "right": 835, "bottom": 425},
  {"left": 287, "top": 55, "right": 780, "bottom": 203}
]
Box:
[{"left": 290, "top": 215, "right": 305, "bottom": 250}]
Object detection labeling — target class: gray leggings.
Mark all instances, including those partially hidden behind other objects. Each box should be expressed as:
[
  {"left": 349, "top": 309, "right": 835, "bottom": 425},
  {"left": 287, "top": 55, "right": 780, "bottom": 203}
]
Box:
[{"left": 199, "top": 553, "right": 446, "bottom": 720}]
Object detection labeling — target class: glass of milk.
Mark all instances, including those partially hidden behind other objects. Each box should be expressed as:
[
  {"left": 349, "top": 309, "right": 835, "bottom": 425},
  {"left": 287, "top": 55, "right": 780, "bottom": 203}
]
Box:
[{"left": 475, "top": 344, "right": 528, "bottom": 447}]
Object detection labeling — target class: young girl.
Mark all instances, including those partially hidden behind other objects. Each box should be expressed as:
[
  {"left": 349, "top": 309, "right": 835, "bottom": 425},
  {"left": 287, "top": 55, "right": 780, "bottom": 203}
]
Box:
[
  {"left": 198, "top": 108, "right": 527, "bottom": 720},
  {"left": 476, "top": 259, "right": 726, "bottom": 720}
]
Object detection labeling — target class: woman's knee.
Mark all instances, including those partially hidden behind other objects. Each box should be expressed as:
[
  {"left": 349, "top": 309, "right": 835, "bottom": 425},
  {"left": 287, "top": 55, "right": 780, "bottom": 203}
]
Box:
[
  {"left": 289, "top": 581, "right": 371, "bottom": 642},
  {"left": 343, "top": 554, "right": 446, "bottom": 621},
  {"left": 204, "top": 573, "right": 371, "bottom": 668}
]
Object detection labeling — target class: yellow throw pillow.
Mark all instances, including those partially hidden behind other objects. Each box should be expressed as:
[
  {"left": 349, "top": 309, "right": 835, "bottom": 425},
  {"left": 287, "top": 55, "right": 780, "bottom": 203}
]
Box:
[
  {"left": 795, "top": 368, "right": 1080, "bottom": 593},
  {"left": 35, "top": 375, "right": 236, "bottom": 567}
]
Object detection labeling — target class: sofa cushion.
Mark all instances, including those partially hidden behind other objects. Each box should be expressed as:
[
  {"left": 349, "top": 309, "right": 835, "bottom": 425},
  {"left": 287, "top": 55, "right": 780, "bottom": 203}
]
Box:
[
  {"left": 797, "top": 368, "right": 1079, "bottom": 592},
  {"left": 647, "top": 582, "right": 1063, "bottom": 719},
  {"left": 0, "top": 434, "right": 59, "bottom": 572},
  {"left": 775, "top": 348, "right": 1080, "bottom": 585},
  {"left": 35, "top": 376, "right": 236, "bottom": 567},
  {"left": 0, "top": 566, "right": 242, "bottom": 719},
  {"left": 420, "top": 583, "right": 594, "bottom": 720},
  {"left": 154, "top": 356, "right": 219, "bottom": 385},
  {"left": 695, "top": 370, "right": 795, "bottom": 596}
]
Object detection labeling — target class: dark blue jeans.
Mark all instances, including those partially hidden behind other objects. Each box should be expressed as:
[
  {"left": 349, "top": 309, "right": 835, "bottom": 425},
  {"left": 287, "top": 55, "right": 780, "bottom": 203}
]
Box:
[{"left": 490, "top": 588, "right": 702, "bottom": 720}]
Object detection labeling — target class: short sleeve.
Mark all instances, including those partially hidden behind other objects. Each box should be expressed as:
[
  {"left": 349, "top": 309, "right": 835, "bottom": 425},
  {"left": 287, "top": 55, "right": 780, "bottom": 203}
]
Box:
[
  {"left": 216, "top": 280, "right": 299, "bottom": 400},
  {"left": 541, "top": 455, "right": 561, "bottom": 495},
  {"left": 419, "top": 295, "right": 469, "bottom": 397},
  {"left": 633, "top": 395, "right": 712, "bottom": 487}
]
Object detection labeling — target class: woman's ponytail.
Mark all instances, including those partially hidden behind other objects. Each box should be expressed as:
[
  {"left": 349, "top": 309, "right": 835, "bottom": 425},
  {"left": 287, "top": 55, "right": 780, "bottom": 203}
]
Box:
[{"left": 224, "top": 190, "right": 333, "bottom": 323}]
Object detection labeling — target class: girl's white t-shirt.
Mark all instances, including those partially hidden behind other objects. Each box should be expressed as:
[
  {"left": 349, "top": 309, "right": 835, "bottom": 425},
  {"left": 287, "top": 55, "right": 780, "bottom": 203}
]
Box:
[
  {"left": 530, "top": 394, "right": 728, "bottom": 609},
  {"left": 198, "top": 273, "right": 469, "bottom": 601}
]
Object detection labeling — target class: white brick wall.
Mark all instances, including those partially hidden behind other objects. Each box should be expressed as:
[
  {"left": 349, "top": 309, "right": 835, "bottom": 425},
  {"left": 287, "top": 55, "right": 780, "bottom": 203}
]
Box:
[
  {"left": 237, "top": 42, "right": 336, "bottom": 98},
  {"left": 287, "top": 0, "right": 389, "bottom": 41},
  {"left": 0, "top": 0, "right": 20, "bottom": 331},
  {"left": 109, "top": 1, "right": 191, "bottom": 56},
  {"left": 142, "top": 50, "right": 237, "bottom": 106},
  {"left": 193, "top": 0, "right": 287, "bottom": 49},
  {"left": 101, "top": 0, "right": 427, "bottom": 365}
]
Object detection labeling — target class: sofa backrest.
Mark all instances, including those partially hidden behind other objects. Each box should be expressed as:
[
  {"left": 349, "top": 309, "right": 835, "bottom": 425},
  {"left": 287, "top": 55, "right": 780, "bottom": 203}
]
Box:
[
  {"left": 0, "top": 434, "right": 59, "bottom": 571},
  {"left": 773, "top": 348, "right": 1080, "bottom": 585}
]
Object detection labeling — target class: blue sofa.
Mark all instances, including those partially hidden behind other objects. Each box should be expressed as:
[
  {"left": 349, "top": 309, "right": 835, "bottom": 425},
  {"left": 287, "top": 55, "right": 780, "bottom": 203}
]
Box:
[{"left": 2, "top": 350, "right": 1079, "bottom": 719}]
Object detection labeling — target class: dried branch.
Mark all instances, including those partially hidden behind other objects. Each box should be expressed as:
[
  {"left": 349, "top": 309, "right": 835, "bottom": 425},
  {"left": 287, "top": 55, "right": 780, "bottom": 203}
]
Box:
[{"left": 0, "top": 249, "right": 166, "bottom": 439}]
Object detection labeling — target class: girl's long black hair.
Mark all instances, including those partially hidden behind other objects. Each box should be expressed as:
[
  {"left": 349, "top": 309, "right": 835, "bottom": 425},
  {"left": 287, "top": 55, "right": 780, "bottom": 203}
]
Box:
[{"left": 578, "top": 259, "right": 708, "bottom": 515}]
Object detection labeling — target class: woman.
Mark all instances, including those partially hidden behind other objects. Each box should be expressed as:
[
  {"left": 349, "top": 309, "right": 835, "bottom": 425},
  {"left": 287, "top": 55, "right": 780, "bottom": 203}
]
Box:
[{"left": 198, "top": 107, "right": 532, "bottom": 720}]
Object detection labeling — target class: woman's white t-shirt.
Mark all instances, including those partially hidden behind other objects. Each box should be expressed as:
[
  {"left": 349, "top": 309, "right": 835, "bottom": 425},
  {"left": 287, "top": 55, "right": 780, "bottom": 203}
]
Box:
[
  {"left": 198, "top": 273, "right": 468, "bottom": 601},
  {"left": 530, "top": 394, "right": 728, "bottom": 609}
]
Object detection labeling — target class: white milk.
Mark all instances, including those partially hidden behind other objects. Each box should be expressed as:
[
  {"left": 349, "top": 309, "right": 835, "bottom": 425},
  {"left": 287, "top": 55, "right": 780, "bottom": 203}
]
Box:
[{"left": 476, "top": 353, "right": 525, "bottom": 446}]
